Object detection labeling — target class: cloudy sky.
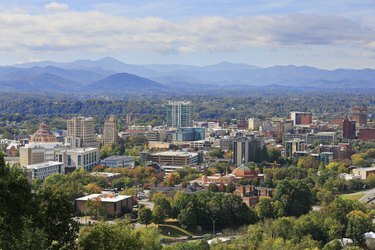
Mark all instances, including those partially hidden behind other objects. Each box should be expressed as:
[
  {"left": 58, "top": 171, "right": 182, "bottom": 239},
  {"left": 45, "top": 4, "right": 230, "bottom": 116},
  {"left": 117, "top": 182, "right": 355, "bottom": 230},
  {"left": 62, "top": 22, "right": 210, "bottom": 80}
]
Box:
[{"left": 0, "top": 0, "right": 374, "bottom": 69}]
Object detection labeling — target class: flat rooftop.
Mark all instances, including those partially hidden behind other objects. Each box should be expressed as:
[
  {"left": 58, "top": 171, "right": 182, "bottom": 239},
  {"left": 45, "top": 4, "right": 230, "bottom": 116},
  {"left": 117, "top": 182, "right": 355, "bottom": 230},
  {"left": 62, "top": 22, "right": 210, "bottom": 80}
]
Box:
[
  {"left": 26, "top": 161, "right": 63, "bottom": 170},
  {"left": 150, "top": 151, "right": 198, "bottom": 157},
  {"left": 76, "top": 193, "right": 132, "bottom": 203}
]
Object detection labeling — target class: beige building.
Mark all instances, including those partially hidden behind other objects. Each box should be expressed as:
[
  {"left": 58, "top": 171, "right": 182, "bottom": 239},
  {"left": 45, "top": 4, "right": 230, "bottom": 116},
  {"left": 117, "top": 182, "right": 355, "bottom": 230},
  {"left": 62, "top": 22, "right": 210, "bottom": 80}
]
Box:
[
  {"left": 146, "top": 151, "right": 199, "bottom": 166},
  {"left": 20, "top": 147, "right": 45, "bottom": 166},
  {"left": 103, "top": 115, "right": 118, "bottom": 146},
  {"left": 66, "top": 117, "right": 99, "bottom": 149},
  {"left": 352, "top": 166, "right": 375, "bottom": 180}
]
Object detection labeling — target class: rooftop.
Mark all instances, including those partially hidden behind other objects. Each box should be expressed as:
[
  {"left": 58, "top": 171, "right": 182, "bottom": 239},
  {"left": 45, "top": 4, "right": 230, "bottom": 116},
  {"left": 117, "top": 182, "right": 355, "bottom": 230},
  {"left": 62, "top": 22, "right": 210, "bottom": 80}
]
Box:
[
  {"left": 150, "top": 151, "right": 198, "bottom": 157},
  {"left": 26, "top": 161, "right": 63, "bottom": 170},
  {"left": 76, "top": 193, "right": 132, "bottom": 203}
]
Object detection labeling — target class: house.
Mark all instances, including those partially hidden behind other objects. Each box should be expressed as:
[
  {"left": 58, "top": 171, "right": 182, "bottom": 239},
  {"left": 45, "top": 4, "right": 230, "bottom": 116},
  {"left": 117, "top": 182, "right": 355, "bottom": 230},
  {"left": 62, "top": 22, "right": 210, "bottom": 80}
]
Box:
[{"left": 234, "top": 185, "right": 273, "bottom": 207}]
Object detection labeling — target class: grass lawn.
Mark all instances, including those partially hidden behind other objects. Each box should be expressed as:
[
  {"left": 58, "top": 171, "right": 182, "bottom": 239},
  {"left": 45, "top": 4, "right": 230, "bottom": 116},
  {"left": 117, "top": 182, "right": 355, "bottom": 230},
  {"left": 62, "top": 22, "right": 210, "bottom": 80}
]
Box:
[
  {"left": 340, "top": 193, "right": 365, "bottom": 201},
  {"left": 157, "top": 220, "right": 194, "bottom": 239}
]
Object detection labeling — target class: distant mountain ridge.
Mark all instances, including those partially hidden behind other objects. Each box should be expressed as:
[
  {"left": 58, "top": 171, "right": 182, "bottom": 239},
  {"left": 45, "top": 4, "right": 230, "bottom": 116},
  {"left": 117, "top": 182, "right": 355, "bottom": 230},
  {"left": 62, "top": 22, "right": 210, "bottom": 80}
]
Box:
[{"left": 0, "top": 56, "right": 373, "bottom": 94}]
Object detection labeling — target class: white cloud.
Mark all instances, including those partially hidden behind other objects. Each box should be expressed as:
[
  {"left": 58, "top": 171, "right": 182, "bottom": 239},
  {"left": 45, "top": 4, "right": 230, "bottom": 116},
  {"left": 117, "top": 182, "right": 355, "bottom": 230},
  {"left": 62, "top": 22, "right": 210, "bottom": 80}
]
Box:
[
  {"left": 0, "top": 8, "right": 373, "bottom": 56},
  {"left": 44, "top": 2, "right": 69, "bottom": 12}
]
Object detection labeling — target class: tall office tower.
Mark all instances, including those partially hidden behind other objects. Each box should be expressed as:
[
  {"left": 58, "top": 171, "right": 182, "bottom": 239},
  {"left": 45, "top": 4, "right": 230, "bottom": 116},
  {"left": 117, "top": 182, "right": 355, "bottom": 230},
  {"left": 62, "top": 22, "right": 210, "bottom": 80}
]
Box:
[
  {"left": 351, "top": 106, "right": 368, "bottom": 127},
  {"left": 232, "top": 136, "right": 264, "bottom": 166},
  {"left": 290, "top": 111, "right": 312, "bottom": 126},
  {"left": 166, "top": 101, "right": 192, "bottom": 128},
  {"left": 343, "top": 118, "right": 356, "bottom": 139},
  {"left": 66, "top": 116, "right": 99, "bottom": 149},
  {"left": 103, "top": 115, "right": 118, "bottom": 146}
]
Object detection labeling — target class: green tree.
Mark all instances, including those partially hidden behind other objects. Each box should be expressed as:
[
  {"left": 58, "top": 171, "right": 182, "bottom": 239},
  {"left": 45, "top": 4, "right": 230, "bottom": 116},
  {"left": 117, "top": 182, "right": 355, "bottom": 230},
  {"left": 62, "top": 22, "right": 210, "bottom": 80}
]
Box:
[
  {"left": 138, "top": 207, "right": 152, "bottom": 227},
  {"left": 152, "top": 205, "right": 165, "bottom": 225},
  {"left": 345, "top": 210, "right": 373, "bottom": 245},
  {"left": 256, "top": 198, "right": 275, "bottom": 219},
  {"left": 78, "top": 221, "right": 140, "bottom": 250},
  {"left": 273, "top": 179, "right": 313, "bottom": 217},
  {"left": 178, "top": 206, "right": 198, "bottom": 229},
  {"left": 153, "top": 197, "right": 171, "bottom": 218}
]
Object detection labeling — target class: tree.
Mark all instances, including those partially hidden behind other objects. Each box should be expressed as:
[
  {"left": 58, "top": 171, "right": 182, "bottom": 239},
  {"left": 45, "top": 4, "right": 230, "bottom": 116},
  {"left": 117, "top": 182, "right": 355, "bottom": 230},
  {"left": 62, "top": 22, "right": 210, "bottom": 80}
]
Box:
[
  {"left": 273, "top": 179, "right": 313, "bottom": 217},
  {"left": 137, "top": 225, "right": 162, "bottom": 250},
  {"left": 138, "top": 207, "right": 152, "bottom": 226},
  {"left": 178, "top": 206, "right": 198, "bottom": 229},
  {"left": 152, "top": 205, "right": 165, "bottom": 225},
  {"left": 208, "top": 183, "right": 219, "bottom": 192},
  {"left": 78, "top": 221, "right": 140, "bottom": 249},
  {"left": 345, "top": 210, "right": 372, "bottom": 245},
  {"left": 256, "top": 198, "right": 275, "bottom": 219},
  {"left": 153, "top": 197, "right": 171, "bottom": 218},
  {"left": 297, "top": 155, "right": 319, "bottom": 169}
]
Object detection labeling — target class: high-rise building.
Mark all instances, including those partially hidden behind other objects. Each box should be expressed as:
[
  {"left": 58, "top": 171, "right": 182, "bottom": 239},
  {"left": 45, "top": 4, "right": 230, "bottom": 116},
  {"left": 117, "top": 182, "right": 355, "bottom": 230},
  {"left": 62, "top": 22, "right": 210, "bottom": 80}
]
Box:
[
  {"left": 285, "top": 139, "right": 306, "bottom": 158},
  {"left": 248, "top": 118, "right": 261, "bottom": 131},
  {"left": 65, "top": 116, "right": 99, "bottom": 149},
  {"left": 290, "top": 111, "right": 312, "bottom": 126},
  {"left": 351, "top": 106, "right": 367, "bottom": 127},
  {"left": 166, "top": 101, "right": 192, "bottom": 128},
  {"left": 103, "top": 115, "right": 118, "bottom": 146},
  {"left": 232, "top": 136, "right": 264, "bottom": 166},
  {"left": 343, "top": 118, "right": 356, "bottom": 139}
]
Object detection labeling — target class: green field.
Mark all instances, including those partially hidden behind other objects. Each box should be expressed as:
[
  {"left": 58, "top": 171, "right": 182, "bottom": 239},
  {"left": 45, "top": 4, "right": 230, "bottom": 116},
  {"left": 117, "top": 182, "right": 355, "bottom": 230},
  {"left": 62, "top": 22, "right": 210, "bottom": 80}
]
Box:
[{"left": 340, "top": 193, "right": 365, "bottom": 201}]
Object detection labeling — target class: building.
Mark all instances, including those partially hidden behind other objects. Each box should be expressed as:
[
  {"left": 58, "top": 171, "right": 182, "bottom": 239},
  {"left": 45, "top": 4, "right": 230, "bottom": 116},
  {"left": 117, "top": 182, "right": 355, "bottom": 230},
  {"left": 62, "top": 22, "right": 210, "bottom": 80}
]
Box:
[
  {"left": 166, "top": 101, "right": 192, "bottom": 128},
  {"left": 65, "top": 117, "right": 100, "bottom": 149},
  {"left": 282, "top": 132, "right": 336, "bottom": 145},
  {"left": 30, "top": 122, "right": 58, "bottom": 143},
  {"left": 319, "top": 152, "right": 334, "bottom": 165},
  {"left": 234, "top": 185, "right": 273, "bottom": 207},
  {"left": 359, "top": 128, "right": 375, "bottom": 141},
  {"left": 100, "top": 155, "right": 135, "bottom": 168},
  {"left": 145, "top": 151, "right": 199, "bottom": 166},
  {"left": 26, "top": 161, "right": 64, "bottom": 182},
  {"left": 285, "top": 139, "right": 306, "bottom": 158},
  {"left": 20, "top": 147, "right": 46, "bottom": 166},
  {"left": 75, "top": 193, "right": 133, "bottom": 218},
  {"left": 232, "top": 136, "right": 264, "bottom": 165},
  {"left": 352, "top": 166, "right": 375, "bottom": 180},
  {"left": 248, "top": 118, "right": 261, "bottom": 131},
  {"left": 146, "top": 130, "right": 167, "bottom": 142},
  {"left": 290, "top": 112, "right": 312, "bottom": 126},
  {"left": 351, "top": 106, "right": 368, "bottom": 127},
  {"left": 103, "top": 115, "right": 118, "bottom": 146},
  {"left": 173, "top": 127, "right": 205, "bottom": 142},
  {"left": 343, "top": 118, "right": 356, "bottom": 139},
  {"left": 54, "top": 147, "right": 100, "bottom": 171}
]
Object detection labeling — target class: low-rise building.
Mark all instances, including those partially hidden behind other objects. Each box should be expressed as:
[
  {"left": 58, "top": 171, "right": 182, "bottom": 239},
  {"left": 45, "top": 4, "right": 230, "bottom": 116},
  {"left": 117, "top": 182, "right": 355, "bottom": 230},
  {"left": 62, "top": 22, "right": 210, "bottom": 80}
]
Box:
[
  {"left": 26, "top": 161, "right": 64, "bottom": 182},
  {"left": 234, "top": 185, "right": 273, "bottom": 207},
  {"left": 54, "top": 147, "right": 100, "bottom": 171},
  {"left": 144, "top": 151, "right": 199, "bottom": 166},
  {"left": 352, "top": 166, "right": 375, "bottom": 180},
  {"left": 100, "top": 155, "right": 135, "bottom": 168},
  {"left": 75, "top": 193, "right": 133, "bottom": 218}
]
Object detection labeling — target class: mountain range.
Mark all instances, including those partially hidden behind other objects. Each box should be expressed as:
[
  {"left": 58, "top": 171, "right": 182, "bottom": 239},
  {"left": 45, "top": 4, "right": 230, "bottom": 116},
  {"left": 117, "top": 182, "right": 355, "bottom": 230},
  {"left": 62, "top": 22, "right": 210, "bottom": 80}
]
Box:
[{"left": 0, "top": 57, "right": 374, "bottom": 94}]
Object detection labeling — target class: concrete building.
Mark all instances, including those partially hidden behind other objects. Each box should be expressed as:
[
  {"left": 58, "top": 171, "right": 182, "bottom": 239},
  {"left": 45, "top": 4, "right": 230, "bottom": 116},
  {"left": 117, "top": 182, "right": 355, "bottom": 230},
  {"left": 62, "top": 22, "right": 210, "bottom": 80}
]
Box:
[
  {"left": 290, "top": 112, "right": 312, "bottom": 126},
  {"left": 146, "top": 129, "right": 167, "bottom": 142},
  {"left": 26, "top": 161, "right": 64, "bottom": 182},
  {"left": 248, "top": 118, "right": 261, "bottom": 131},
  {"left": 103, "top": 115, "right": 118, "bottom": 146},
  {"left": 65, "top": 116, "right": 100, "bottom": 149},
  {"left": 351, "top": 106, "right": 368, "bottom": 127},
  {"left": 54, "top": 147, "right": 99, "bottom": 171},
  {"left": 20, "top": 147, "right": 46, "bottom": 166},
  {"left": 285, "top": 139, "right": 306, "bottom": 158},
  {"left": 166, "top": 101, "right": 192, "bottom": 128},
  {"left": 100, "top": 155, "right": 135, "bottom": 168},
  {"left": 145, "top": 151, "right": 199, "bottom": 166},
  {"left": 75, "top": 193, "right": 133, "bottom": 218},
  {"left": 352, "top": 166, "right": 375, "bottom": 180},
  {"left": 232, "top": 136, "right": 264, "bottom": 165}
]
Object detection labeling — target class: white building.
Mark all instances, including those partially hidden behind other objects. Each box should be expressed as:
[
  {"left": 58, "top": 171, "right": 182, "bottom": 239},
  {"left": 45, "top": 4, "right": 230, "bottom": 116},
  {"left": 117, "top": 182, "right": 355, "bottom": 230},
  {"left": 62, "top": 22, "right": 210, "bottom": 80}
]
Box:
[
  {"left": 54, "top": 147, "right": 100, "bottom": 170},
  {"left": 26, "top": 161, "right": 64, "bottom": 181}
]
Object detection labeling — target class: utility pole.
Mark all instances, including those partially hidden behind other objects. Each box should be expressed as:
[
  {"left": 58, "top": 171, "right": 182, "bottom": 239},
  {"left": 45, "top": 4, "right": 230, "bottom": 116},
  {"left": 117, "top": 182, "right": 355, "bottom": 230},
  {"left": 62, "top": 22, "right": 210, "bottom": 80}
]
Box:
[{"left": 211, "top": 217, "right": 218, "bottom": 236}]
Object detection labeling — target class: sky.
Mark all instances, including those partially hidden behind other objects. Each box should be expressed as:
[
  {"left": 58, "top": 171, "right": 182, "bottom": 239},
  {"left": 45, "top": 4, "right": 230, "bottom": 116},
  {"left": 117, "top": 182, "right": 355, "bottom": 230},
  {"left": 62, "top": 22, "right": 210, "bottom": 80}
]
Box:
[{"left": 0, "top": 0, "right": 374, "bottom": 69}]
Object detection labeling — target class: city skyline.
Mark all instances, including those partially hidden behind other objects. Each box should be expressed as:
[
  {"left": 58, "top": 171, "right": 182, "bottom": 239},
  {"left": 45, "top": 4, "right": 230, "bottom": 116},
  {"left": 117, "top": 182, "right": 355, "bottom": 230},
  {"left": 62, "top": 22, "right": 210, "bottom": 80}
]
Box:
[{"left": 0, "top": 0, "right": 374, "bottom": 69}]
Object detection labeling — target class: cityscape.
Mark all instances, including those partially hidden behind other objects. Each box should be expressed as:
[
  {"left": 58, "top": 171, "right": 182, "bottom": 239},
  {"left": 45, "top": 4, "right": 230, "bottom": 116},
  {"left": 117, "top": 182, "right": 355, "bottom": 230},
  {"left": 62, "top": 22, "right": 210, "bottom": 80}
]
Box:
[{"left": 1, "top": 1, "right": 375, "bottom": 250}]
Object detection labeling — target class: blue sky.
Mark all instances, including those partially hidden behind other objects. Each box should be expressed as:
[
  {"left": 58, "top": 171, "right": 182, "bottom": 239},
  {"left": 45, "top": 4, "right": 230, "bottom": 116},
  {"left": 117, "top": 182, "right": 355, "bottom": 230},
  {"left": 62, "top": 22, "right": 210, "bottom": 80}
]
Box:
[{"left": 0, "top": 0, "right": 374, "bottom": 69}]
